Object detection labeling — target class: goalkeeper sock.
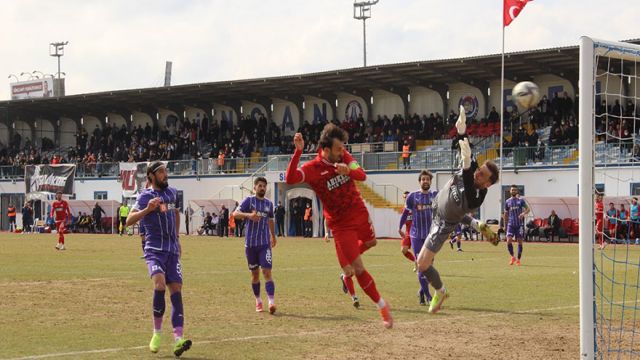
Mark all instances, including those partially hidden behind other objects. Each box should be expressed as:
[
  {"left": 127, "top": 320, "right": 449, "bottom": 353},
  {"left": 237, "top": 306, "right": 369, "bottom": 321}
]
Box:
[{"left": 507, "top": 243, "right": 514, "bottom": 256}]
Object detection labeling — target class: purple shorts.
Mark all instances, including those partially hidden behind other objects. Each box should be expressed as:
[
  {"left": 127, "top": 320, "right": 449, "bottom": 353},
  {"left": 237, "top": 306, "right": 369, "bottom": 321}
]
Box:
[
  {"left": 410, "top": 236, "right": 425, "bottom": 257},
  {"left": 145, "top": 250, "right": 183, "bottom": 284},
  {"left": 506, "top": 224, "right": 524, "bottom": 239},
  {"left": 245, "top": 245, "right": 272, "bottom": 270}
]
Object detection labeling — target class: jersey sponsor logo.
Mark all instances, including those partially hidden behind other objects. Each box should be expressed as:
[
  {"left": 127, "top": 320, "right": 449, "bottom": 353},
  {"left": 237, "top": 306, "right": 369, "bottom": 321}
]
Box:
[
  {"left": 326, "top": 174, "right": 350, "bottom": 191},
  {"left": 450, "top": 184, "right": 462, "bottom": 205},
  {"left": 320, "top": 170, "right": 329, "bottom": 175},
  {"left": 416, "top": 203, "right": 432, "bottom": 211}
]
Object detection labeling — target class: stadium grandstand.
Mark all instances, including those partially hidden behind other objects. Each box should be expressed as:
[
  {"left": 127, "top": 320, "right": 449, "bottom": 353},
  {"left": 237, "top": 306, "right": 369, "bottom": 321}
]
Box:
[
  {"left": 1, "top": 39, "right": 640, "bottom": 237},
  {"left": 3, "top": 40, "right": 639, "bottom": 179}
]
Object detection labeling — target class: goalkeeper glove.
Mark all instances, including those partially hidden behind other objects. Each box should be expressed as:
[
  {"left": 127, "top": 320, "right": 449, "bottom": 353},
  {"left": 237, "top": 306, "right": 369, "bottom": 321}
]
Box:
[
  {"left": 455, "top": 105, "right": 467, "bottom": 135},
  {"left": 459, "top": 138, "right": 472, "bottom": 170},
  {"left": 478, "top": 221, "right": 499, "bottom": 246}
]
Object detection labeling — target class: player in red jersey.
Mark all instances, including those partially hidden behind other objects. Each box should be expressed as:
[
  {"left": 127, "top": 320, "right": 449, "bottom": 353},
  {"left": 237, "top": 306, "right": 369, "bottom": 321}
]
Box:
[
  {"left": 50, "top": 191, "right": 72, "bottom": 250},
  {"left": 285, "top": 124, "right": 393, "bottom": 329},
  {"left": 595, "top": 192, "right": 605, "bottom": 249},
  {"left": 398, "top": 191, "right": 416, "bottom": 265}
]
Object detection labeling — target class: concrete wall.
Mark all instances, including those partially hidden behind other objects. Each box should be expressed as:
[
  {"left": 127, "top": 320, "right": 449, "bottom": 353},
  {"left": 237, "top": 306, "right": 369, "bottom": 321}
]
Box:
[
  {"left": 409, "top": 86, "right": 443, "bottom": 116},
  {"left": 303, "top": 96, "right": 333, "bottom": 125},
  {"left": 372, "top": 90, "right": 404, "bottom": 119},
  {"left": 337, "top": 93, "right": 367, "bottom": 121}
]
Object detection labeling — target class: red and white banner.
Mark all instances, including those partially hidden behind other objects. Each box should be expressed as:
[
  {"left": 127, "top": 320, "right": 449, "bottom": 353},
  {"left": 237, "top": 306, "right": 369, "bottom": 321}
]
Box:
[
  {"left": 10, "top": 78, "right": 54, "bottom": 100},
  {"left": 119, "top": 162, "right": 149, "bottom": 198},
  {"left": 503, "top": 0, "right": 531, "bottom": 27}
]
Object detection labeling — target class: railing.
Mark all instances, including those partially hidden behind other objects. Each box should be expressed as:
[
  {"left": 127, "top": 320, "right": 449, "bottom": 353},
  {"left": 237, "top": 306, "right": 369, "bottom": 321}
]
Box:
[{"left": 1, "top": 143, "right": 638, "bottom": 181}]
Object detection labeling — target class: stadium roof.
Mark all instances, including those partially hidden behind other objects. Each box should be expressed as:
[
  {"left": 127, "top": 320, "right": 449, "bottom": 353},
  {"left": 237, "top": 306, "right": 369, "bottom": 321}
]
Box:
[{"left": 3, "top": 39, "right": 640, "bottom": 120}]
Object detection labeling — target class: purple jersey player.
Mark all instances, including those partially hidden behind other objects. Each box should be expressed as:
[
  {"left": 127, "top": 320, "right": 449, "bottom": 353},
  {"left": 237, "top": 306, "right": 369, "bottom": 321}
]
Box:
[
  {"left": 126, "top": 161, "right": 192, "bottom": 357},
  {"left": 401, "top": 170, "right": 438, "bottom": 305},
  {"left": 233, "top": 176, "right": 278, "bottom": 314},
  {"left": 503, "top": 185, "right": 530, "bottom": 266}
]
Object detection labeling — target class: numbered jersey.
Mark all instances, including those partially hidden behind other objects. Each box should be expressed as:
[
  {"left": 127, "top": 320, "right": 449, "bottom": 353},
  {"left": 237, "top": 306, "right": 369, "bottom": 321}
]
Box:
[{"left": 133, "top": 186, "right": 180, "bottom": 254}]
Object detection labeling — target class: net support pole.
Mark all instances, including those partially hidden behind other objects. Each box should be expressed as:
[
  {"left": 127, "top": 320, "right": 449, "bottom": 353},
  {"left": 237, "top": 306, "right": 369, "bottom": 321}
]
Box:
[{"left": 578, "top": 35, "right": 595, "bottom": 360}]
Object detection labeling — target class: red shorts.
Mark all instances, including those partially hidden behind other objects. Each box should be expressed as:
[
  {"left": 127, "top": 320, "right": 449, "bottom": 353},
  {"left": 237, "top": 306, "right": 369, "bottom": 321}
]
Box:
[
  {"left": 56, "top": 221, "right": 66, "bottom": 232},
  {"left": 596, "top": 219, "right": 603, "bottom": 232},
  {"left": 330, "top": 212, "right": 376, "bottom": 268},
  {"left": 608, "top": 223, "right": 617, "bottom": 235},
  {"left": 401, "top": 235, "right": 411, "bottom": 248}
]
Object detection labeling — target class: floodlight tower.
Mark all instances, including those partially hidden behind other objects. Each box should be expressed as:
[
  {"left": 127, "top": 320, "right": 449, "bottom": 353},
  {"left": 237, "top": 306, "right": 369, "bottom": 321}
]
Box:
[
  {"left": 353, "top": 0, "right": 379, "bottom": 67},
  {"left": 49, "top": 41, "right": 68, "bottom": 82}
]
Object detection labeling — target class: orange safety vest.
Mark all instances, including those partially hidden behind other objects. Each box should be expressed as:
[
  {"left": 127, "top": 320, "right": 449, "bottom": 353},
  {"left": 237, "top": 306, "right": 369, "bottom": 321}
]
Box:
[
  {"left": 7, "top": 206, "right": 16, "bottom": 217},
  {"left": 217, "top": 153, "right": 225, "bottom": 166},
  {"left": 402, "top": 145, "right": 410, "bottom": 158},
  {"left": 304, "top": 208, "right": 312, "bottom": 221}
]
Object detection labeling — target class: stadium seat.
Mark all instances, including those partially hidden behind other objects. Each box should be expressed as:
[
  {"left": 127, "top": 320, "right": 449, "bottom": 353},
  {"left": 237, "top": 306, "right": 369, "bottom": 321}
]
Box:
[{"left": 566, "top": 219, "right": 579, "bottom": 242}]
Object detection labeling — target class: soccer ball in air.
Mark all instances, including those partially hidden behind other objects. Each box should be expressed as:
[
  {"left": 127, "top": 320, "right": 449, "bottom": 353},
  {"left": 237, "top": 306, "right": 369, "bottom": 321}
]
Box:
[{"left": 512, "top": 81, "right": 541, "bottom": 109}]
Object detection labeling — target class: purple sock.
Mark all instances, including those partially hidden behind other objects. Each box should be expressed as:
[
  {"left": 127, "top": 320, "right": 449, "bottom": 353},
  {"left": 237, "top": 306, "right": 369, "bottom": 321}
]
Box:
[
  {"left": 170, "top": 292, "right": 184, "bottom": 334},
  {"left": 457, "top": 240, "right": 462, "bottom": 249},
  {"left": 153, "top": 290, "right": 165, "bottom": 331},
  {"left": 517, "top": 243, "right": 523, "bottom": 259},
  {"left": 507, "top": 243, "right": 514, "bottom": 256},
  {"left": 252, "top": 282, "right": 261, "bottom": 299},
  {"left": 418, "top": 273, "right": 431, "bottom": 299},
  {"left": 265, "top": 280, "right": 275, "bottom": 302}
]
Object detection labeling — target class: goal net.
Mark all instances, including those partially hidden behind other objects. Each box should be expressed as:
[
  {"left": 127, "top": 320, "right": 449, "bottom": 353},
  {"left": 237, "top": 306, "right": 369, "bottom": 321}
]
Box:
[{"left": 579, "top": 37, "right": 640, "bottom": 360}]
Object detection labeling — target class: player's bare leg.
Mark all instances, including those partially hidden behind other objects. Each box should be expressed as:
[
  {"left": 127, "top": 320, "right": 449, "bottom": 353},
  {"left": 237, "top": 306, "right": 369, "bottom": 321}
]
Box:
[
  {"left": 262, "top": 268, "right": 276, "bottom": 314},
  {"left": 251, "top": 269, "right": 263, "bottom": 312},
  {"left": 343, "top": 256, "right": 392, "bottom": 328},
  {"left": 417, "top": 247, "right": 448, "bottom": 314},
  {"left": 506, "top": 236, "right": 516, "bottom": 265}
]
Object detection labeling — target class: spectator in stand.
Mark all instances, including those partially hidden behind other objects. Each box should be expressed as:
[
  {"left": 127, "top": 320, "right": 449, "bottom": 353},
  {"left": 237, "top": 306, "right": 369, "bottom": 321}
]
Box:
[{"left": 488, "top": 107, "right": 500, "bottom": 123}]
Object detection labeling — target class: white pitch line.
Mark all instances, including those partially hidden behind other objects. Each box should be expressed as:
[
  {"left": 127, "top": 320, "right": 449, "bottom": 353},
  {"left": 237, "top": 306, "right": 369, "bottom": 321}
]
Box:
[{"left": 1, "top": 303, "right": 583, "bottom": 360}]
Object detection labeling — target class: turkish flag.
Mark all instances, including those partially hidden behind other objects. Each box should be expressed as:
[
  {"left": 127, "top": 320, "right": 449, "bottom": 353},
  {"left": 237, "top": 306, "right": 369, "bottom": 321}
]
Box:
[{"left": 504, "top": 0, "right": 531, "bottom": 27}]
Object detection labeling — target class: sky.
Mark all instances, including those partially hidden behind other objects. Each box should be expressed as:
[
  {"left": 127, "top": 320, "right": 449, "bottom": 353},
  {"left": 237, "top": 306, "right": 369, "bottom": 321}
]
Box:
[{"left": 1, "top": 0, "right": 638, "bottom": 101}]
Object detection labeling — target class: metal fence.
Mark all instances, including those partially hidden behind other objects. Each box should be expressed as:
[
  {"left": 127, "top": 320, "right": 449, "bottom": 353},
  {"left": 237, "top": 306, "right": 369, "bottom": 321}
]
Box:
[{"left": 1, "top": 143, "right": 638, "bottom": 181}]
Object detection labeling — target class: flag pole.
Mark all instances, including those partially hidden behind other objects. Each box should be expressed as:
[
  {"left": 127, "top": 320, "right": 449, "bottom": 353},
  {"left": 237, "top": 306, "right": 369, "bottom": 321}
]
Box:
[{"left": 499, "top": 10, "right": 505, "bottom": 221}]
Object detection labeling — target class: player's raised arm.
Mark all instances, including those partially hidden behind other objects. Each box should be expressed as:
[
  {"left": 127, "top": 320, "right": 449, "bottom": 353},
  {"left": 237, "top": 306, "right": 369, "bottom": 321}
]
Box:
[
  {"left": 285, "top": 133, "right": 305, "bottom": 184},
  {"left": 341, "top": 150, "right": 366, "bottom": 181}
]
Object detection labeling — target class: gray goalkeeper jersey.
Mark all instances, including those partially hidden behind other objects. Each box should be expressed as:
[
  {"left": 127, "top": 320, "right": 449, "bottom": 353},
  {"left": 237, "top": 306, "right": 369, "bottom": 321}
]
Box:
[{"left": 434, "top": 159, "right": 487, "bottom": 225}]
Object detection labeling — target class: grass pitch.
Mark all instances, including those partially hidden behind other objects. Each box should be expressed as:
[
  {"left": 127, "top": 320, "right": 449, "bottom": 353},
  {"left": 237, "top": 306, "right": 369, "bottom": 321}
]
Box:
[{"left": 2, "top": 233, "right": 637, "bottom": 359}]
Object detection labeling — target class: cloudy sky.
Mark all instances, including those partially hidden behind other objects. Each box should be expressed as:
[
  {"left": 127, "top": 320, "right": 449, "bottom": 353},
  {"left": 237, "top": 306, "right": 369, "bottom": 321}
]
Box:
[{"left": 1, "top": 0, "right": 638, "bottom": 101}]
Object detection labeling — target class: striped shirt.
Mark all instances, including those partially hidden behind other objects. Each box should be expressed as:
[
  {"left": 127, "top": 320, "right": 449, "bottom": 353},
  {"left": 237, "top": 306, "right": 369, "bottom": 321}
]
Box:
[
  {"left": 505, "top": 197, "right": 527, "bottom": 228},
  {"left": 133, "top": 186, "right": 180, "bottom": 255},
  {"left": 239, "top": 196, "right": 274, "bottom": 248},
  {"left": 405, "top": 190, "right": 438, "bottom": 240}
]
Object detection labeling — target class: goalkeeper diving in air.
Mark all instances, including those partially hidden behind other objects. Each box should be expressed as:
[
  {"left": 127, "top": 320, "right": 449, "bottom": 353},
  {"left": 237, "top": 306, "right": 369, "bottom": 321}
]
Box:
[{"left": 417, "top": 105, "right": 501, "bottom": 314}]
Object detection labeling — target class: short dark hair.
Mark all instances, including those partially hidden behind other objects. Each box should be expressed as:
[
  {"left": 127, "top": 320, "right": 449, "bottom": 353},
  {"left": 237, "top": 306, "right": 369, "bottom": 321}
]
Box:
[
  {"left": 318, "top": 123, "right": 348, "bottom": 149},
  {"left": 56, "top": 191, "right": 62, "bottom": 195},
  {"left": 418, "top": 170, "right": 433, "bottom": 181},
  {"left": 484, "top": 160, "right": 499, "bottom": 185},
  {"left": 403, "top": 191, "right": 410, "bottom": 195},
  {"left": 254, "top": 176, "right": 267, "bottom": 186},
  {"left": 510, "top": 184, "right": 518, "bottom": 188}
]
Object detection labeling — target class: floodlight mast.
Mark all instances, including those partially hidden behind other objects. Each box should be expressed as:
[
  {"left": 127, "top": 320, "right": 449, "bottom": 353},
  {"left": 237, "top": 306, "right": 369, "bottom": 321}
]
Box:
[
  {"left": 49, "top": 41, "right": 68, "bottom": 83},
  {"left": 353, "top": 0, "right": 379, "bottom": 67}
]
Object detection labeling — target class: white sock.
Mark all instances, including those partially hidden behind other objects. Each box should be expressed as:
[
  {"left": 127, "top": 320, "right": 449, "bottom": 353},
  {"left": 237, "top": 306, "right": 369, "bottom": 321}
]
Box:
[{"left": 376, "top": 298, "right": 386, "bottom": 309}]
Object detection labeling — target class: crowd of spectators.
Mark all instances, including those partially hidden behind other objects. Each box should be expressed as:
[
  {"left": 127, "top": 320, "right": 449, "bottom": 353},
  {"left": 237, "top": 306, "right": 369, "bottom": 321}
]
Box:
[{"left": 3, "top": 90, "right": 640, "bottom": 172}]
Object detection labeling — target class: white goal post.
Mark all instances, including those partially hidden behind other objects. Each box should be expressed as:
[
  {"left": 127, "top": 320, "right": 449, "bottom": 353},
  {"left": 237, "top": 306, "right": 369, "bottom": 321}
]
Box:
[{"left": 579, "top": 36, "right": 640, "bottom": 360}]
